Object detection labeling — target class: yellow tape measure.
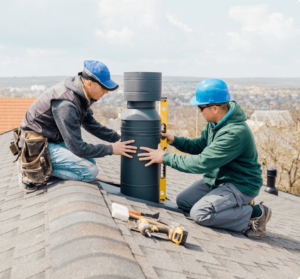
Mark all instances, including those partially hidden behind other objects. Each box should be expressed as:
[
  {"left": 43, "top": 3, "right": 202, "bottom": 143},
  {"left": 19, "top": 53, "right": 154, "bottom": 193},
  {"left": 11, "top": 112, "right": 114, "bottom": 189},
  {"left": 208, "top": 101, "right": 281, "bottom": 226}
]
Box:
[{"left": 159, "top": 97, "right": 168, "bottom": 203}]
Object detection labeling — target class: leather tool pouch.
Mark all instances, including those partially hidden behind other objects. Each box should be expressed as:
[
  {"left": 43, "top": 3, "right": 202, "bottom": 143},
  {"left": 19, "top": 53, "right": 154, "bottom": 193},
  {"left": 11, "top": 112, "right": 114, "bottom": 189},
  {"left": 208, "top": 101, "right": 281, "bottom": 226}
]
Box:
[
  {"left": 9, "top": 128, "right": 21, "bottom": 159},
  {"left": 21, "top": 131, "right": 52, "bottom": 185}
]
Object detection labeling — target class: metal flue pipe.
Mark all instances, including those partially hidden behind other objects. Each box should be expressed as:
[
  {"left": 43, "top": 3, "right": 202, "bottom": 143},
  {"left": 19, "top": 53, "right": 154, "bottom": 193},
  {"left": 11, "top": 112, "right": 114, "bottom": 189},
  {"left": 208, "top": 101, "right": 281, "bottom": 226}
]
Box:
[{"left": 120, "top": 72, "right": 162, "bottom": 203}]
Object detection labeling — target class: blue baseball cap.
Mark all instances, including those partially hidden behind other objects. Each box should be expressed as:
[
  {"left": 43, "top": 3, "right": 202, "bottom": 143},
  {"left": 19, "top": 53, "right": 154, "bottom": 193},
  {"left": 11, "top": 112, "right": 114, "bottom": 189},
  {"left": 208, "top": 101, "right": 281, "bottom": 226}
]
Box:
[{"left": 79, "top": 60, "right": 119, "bottom": 91}]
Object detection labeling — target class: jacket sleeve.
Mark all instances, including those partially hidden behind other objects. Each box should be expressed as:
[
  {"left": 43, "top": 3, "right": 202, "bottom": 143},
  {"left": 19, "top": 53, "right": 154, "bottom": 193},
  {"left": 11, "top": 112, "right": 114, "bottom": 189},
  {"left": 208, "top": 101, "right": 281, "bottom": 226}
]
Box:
[
  {"left": 163, "top": 131, "right": 243, "bottom": 174},
  {"left": 171, "top": 124, "right": 208, "bottom": 155},
  {"left": 51, "top": 100, "right": 113, "bottom": 158},
  {"left": 82, "top": 108, "right": 120, "bottom": 143}
]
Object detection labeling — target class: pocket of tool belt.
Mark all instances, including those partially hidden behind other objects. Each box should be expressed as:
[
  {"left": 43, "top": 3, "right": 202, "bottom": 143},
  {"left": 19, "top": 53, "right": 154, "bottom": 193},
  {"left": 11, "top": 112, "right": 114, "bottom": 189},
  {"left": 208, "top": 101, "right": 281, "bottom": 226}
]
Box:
[
  {"left": 21, "top": 131, "right": 52, "bottom": 185},
  {"left": 9, "top": 128, "right": 21, "bottom": 156}
]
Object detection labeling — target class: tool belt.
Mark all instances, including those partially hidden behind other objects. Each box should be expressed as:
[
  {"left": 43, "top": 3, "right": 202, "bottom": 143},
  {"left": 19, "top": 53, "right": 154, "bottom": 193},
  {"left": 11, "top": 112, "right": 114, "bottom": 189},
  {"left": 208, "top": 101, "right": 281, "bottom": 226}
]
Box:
[{"left": 9, "top": 128, "right": 52, "bottom": 185}]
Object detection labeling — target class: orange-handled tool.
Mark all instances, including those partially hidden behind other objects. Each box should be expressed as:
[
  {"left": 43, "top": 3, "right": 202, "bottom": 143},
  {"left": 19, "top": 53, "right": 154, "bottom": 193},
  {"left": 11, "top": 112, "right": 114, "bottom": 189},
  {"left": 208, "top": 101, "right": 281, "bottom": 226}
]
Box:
[{"left": 129, "top": 210, "right": 159, "bottom": 219}]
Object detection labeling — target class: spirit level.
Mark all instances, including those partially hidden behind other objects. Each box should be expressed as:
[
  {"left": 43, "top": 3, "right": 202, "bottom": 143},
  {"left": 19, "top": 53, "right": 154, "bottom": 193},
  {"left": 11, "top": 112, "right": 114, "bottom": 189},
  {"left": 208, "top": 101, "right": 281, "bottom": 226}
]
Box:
[{"left": 159, "top": 97, "right": 168, "bottom": 203}]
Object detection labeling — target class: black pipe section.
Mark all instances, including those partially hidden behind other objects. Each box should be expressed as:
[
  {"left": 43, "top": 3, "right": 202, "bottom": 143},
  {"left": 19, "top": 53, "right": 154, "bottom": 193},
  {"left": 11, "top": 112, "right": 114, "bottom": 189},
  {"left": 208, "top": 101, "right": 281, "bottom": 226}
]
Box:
[
  {"left": 121, "top": 72, "right": 162, "bottom": 202},
  {"left": 264, "top": 167, "right": 278, "bottom": 196}
]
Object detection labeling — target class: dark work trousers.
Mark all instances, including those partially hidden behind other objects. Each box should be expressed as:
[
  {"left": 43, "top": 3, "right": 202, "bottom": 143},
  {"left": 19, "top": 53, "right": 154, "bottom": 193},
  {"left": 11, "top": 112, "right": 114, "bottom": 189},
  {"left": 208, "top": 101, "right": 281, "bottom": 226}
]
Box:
[{"left": 176, "top": 179, "right": 255, "bottom": 232}]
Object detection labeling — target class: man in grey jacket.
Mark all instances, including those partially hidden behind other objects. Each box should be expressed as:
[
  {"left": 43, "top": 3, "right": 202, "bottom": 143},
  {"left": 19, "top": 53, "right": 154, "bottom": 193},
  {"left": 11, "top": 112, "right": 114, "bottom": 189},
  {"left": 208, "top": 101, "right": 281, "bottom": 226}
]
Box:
[{"left": 20, "top": 60, "right": 136, "bottom": 192}]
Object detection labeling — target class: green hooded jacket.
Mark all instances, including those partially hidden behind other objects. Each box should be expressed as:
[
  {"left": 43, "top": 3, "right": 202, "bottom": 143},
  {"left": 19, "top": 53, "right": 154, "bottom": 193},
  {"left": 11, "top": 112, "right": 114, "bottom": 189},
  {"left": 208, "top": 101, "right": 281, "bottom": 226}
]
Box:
[{"left": 163, "top": 101, "right": 263, "bottom": 197}]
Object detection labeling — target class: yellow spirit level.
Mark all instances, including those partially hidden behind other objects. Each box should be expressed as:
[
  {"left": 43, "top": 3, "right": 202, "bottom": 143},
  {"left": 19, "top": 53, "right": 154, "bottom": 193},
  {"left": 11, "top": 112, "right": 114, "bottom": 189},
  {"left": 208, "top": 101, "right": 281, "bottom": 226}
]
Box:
[{"left": 159, "top": 97, "right": 168, "bottom": 203}]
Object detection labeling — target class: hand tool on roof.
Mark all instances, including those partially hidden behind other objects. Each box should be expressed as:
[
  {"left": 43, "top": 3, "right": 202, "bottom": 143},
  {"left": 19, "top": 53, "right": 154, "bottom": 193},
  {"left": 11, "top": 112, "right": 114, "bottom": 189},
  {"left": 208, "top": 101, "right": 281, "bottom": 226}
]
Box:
[
  {"left": 112, "top": 203, "right": 160, "bottom": 222},
  {"left": 129, "top": 210, "right": 159, "bottom": 219},
  {"left": 159, "top": 97, "right": 168, "bottom": 203},
  {"left": 128, "top": 217, "right": 188, "bottom": 245}
]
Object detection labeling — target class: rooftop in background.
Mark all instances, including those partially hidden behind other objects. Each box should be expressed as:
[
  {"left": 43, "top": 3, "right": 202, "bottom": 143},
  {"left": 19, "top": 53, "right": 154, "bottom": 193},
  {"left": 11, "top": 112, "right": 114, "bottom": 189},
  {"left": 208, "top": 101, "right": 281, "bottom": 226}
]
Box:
[
  {"left": 1, "top": 76, "right": 300, "bottom": 89},
  {"left": 251, "top": 110, "right": 293, "bottom": 126},
  {"left": 0, "top": 98, "right": 36, "bottom": 134},
  {"left": 0, "top": 129, "right": 300, "bottom": 278}
]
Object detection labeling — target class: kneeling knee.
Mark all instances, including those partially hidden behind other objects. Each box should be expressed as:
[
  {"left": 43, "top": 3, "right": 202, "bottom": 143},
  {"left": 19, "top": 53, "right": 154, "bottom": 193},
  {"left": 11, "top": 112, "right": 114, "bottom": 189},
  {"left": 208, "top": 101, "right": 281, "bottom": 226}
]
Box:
[
  {"left": 176, "top": 194, "right": 190, "bottom": 212},
  {"left": 176, "top": 194, "right": 184, "bottom": 208},
  {"left": 190, "top": 205, "right": 210, "bottom": 225},
  {"left": 85, "top": 165, "right": 99, "bottom": 182}
]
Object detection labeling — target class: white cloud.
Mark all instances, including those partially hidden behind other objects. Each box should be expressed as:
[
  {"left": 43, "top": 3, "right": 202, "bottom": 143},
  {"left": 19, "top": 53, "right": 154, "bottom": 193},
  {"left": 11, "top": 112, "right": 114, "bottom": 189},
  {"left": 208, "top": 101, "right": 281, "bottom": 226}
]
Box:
[
  {"left": 26, "top": 48, "right": 65, "bottom": 56},
  {"left": 0, "top": 48, "right": 86, "bottom": 76},
  {"left": 227, "top": 4, "right": 300, "bottom": 54},
  {"left": 95, "top": 27, "right": 135, "bottom": 45},
  {"left": 15, "top": 0, "right": 48, "bottom": 9},
  {"left": 2, "top": 1, "right": 300, "bottom": 78},
  {"left": 95, "top": 0, "right": 161, "bottom": 46},
  {"left": 98, "top": 0, "right": 159, "bottom": 28},
  {"left": 166, "top": 13, "right": 193, "bottom": 33}
]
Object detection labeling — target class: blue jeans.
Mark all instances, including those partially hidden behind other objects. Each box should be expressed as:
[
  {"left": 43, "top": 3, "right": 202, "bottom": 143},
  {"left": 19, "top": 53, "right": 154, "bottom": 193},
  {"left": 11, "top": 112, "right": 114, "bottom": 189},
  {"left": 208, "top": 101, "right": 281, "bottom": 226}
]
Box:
[{"left": 48, "top": 142, "right": 99, "bottom": 182}]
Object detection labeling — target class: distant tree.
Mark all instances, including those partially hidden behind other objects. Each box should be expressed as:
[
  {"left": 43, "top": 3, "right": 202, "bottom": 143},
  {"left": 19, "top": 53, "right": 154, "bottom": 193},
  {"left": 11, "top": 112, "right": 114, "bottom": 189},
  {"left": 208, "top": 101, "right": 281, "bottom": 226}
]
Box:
[{"left": 254, "top": 117, "right": 300, "bottom": 196}]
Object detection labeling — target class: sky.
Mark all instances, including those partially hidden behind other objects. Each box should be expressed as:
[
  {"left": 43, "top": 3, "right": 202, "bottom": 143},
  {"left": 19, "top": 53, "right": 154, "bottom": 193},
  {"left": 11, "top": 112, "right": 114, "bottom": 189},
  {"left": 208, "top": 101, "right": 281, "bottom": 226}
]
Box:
[{"left": 0, "top": 0, "right": 300, "bottom": 78}]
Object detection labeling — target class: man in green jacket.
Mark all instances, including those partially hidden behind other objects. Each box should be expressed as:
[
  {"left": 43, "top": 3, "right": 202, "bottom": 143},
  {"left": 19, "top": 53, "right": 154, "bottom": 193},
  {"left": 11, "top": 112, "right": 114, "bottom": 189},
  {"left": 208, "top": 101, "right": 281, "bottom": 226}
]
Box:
[{"left": 138, "top": 78, "right": 272, "bottom": 239}]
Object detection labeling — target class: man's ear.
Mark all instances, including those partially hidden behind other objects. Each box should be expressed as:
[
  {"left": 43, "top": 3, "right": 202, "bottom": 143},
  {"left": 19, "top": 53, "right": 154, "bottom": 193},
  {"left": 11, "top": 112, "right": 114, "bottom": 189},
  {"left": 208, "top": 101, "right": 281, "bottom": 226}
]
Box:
[{"left": 86, "top": 80, "right": 93, "bottom": 87}]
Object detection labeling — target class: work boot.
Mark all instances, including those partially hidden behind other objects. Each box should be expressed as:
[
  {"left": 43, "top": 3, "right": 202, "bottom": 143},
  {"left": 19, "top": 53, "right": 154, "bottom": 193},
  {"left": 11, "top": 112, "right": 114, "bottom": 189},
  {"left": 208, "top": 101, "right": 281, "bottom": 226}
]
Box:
[
  {"left": 244, "top": 202, "right": 272, "bottom": 239},
  {"left": 17, "top": 158, "right": 38, "bottom": 193},
  {"left": 21, "top": 181, "right": 38, "bottom": 193}
]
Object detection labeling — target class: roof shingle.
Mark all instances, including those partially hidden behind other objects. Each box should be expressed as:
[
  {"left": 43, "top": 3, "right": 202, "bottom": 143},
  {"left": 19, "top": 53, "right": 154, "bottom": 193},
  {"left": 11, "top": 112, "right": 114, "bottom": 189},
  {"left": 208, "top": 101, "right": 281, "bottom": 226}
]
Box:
[{"left": 0, "top": 129, "right": 300, "bottom": 278}]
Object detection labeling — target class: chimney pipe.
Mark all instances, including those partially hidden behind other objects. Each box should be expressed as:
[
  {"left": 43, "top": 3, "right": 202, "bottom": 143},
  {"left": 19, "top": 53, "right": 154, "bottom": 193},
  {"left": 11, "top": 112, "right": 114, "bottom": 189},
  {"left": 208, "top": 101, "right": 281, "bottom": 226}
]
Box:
[
  {"left": 264, "top": 167, "right": 278, "bottom": 196},
  {"left": 120, "top": 72, "right": 162, "bottom": 202}
]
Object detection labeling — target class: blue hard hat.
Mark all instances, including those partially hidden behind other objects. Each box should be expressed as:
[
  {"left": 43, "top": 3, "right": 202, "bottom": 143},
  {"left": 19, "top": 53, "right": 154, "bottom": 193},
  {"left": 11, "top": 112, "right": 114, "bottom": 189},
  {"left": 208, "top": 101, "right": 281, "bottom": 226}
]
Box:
[
  {"left": 79, "top": 60, "right": 119, "bottom": 91},
  {"left": 190, "top": 78, "right": 231, "bottom": 106}
]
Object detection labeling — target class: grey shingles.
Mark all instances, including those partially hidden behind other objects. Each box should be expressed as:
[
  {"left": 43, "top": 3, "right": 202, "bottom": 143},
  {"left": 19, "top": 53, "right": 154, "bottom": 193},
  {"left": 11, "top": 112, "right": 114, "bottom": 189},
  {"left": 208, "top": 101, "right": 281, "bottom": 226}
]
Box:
[
  {"left": 0, "top": 269, "right": 11, "bottom": 279},
  {"left": 51, "top": 236, "right": 134, "bottom": 267},
  {"left": 52, "top": 255, "right": 145, "bottom": 279},
  {"left": 50, "top": 222, "right": 124, "bottom": 248},
  {"left": 0, "top": 249, "right": 14, "bottom": 263},
  {"left": 1, "top": 129, "right": 300, "bottom": 279},
  {"left": 166, "top": 250, "right": 210, "bottom": 276},
  {"left": 18, "top": 212, "right": 45, "bottom": 234},
  {"left": 140, "top": 246, "right": 183, "bottom": 273},
  {"left": 123, "top": 235, "right": 144, "bottom": 256},
  {"left": 11, "top": 250, "right": 50, "bottom": 279},
  {"left": 15, "top": 234, "right": 48, "bottom": 256},
  {"left": 0, "top": 132, "right": 51, "bottom": 279},
  {"left": 49, "top": 210, "right": 115, "bottom": 232},
  {"left": 0, "top": 206, "right": 21, "bottom": 222},
  {"left": 47, "top": 192, "right": 107, "bottom": 210},
  {"left": 134, "top": 255, "right": 159, "bottom": 279},
  {"left": 154, "top": 268, "right": 187, "bottom": 279},
  {"left": 14, "top": 241, "right": 46, "bottom": 260},
  {"left": 203, "top": 266, "right": 236, "bottom": 279},
  {"left": 20, "top": 203, "right": 45, "bottom": 220},
  {"left": 214, "top": 257, "right": 254, "bottom": 279},
  {"left": 47, "top": 180, "right": 145, "bottom": 279},
  {"left": 116, "top": 222, "right": 133, "bottom": 236},
  {"left": 131, "top": 230, "right": 165, "bottom": 251},
  {"left": 47, "top": 184, "right": 100, "bottom": 200}
]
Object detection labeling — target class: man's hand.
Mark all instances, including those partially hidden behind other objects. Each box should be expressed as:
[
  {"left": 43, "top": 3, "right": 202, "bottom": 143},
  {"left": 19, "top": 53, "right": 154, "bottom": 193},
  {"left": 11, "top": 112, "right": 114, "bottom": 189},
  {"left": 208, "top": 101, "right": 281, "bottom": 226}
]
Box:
[
  {"left": 112, "top": 140, "right": 137, "bottom": 158},
  {"left": 161, "top": 132, "right": 175, "bottom": 144},
  {"left": 138, "top": 144, "right": 165, "bottom": 167}
]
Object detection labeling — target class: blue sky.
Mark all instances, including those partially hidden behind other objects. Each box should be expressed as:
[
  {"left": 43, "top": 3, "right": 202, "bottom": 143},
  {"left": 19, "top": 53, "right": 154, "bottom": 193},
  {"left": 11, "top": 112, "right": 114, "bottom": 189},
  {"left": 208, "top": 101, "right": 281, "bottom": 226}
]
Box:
[{"left": 0, "top": 0, "right": 300, "bottom": 77}]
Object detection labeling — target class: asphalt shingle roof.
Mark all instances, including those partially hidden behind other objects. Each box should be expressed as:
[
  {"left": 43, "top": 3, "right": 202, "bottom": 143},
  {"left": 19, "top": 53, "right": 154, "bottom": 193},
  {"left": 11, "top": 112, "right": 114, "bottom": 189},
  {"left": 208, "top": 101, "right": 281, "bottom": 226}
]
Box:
[{"left": 0, "top": 129, "right": 300, "bottom": 278}]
